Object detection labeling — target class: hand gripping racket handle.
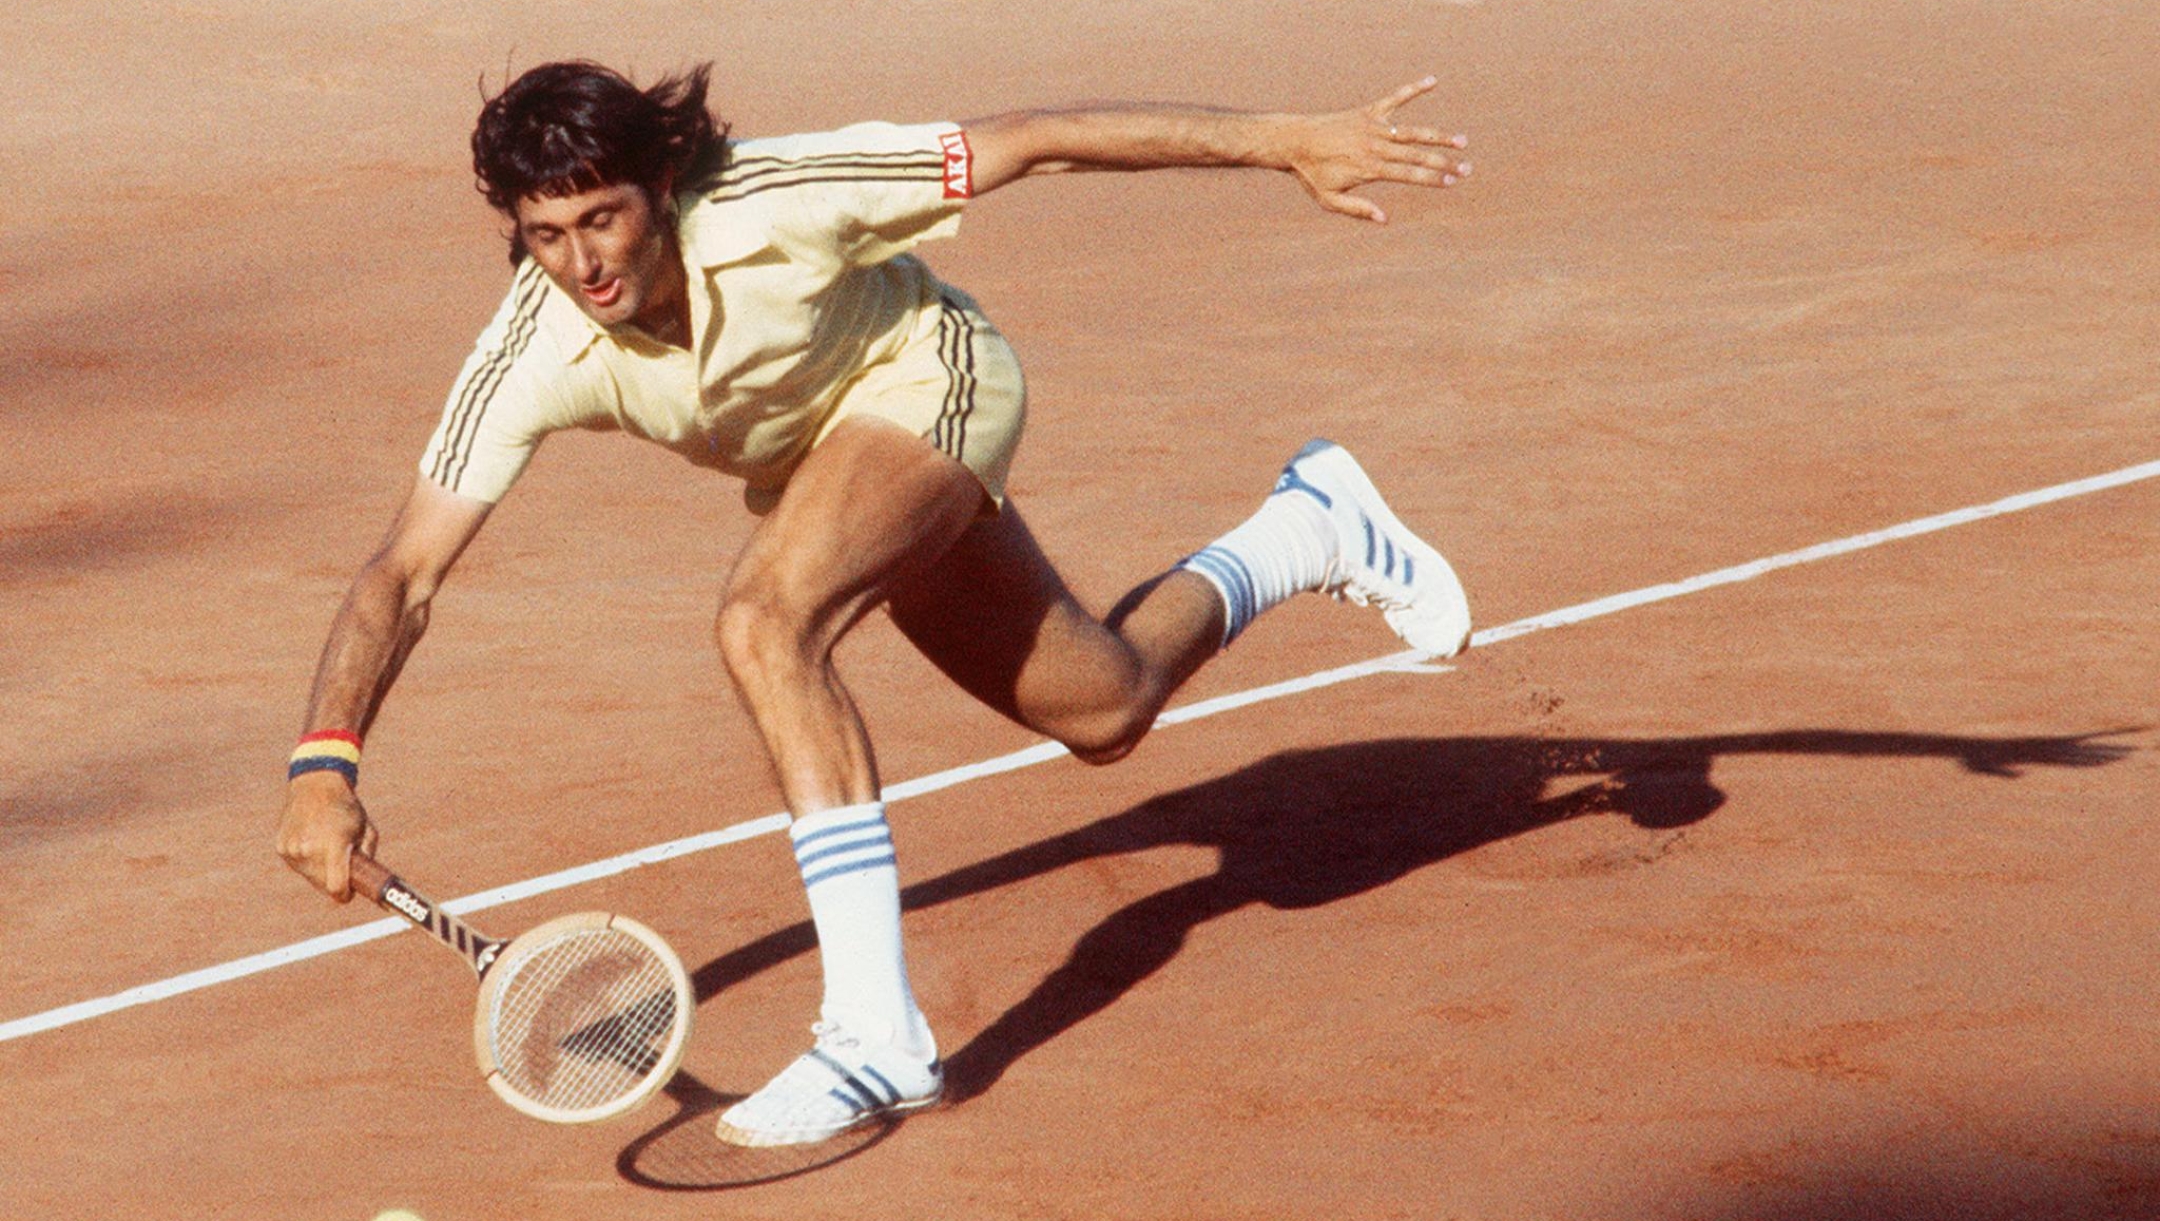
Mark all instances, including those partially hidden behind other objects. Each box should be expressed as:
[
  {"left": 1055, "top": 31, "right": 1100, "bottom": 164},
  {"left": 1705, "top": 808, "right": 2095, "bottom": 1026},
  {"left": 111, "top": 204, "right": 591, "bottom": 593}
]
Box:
[{"left": 348, "top": 851, "right": 507, "bottom": 978}]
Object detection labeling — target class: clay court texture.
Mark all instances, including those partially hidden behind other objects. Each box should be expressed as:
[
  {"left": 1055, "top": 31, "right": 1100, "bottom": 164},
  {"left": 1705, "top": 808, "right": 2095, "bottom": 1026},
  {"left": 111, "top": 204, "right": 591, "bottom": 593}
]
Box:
[{"left": 5, "top": 1, "right": 2157, "bottom": 1218}]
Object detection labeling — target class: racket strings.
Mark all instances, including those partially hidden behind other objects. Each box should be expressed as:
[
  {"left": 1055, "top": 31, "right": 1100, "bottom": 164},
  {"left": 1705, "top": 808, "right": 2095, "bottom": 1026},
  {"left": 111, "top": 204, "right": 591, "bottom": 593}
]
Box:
[{"left": 487, "top": 927, "right": 682, "bottom": 1113}]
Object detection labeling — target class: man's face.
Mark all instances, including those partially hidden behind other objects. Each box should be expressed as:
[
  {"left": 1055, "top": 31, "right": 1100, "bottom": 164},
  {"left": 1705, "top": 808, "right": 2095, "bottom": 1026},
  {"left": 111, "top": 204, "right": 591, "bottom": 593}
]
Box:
[{"left": 514, "top": 181, "right": 683, "bottom": 335}]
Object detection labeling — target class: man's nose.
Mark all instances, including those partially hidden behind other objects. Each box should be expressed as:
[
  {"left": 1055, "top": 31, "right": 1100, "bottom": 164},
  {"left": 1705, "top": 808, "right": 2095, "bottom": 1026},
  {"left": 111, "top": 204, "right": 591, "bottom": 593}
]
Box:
[{"left": 569, "top": 233, "right": 602, "bottom": 280}]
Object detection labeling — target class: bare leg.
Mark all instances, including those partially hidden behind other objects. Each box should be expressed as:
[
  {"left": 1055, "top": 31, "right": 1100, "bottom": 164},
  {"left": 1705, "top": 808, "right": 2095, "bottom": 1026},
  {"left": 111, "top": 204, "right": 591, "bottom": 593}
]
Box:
[
  {"left": 712, "top": 405, "right": 1471, "bottom": 1146},
  {"left": 889, "top": 437, "right": 1476, "bottom": 759},
  {"left": 716, "top": 417, "right": 987, "bottom": 810},
  {"left": 712, "top": 415, "right": 1231, "bottom": 1146},
  {"left": 713, "top": 416, "right": 984, "bottom": 1113},
  {"left": 887, "top": 499, "right": 1227, "bottom": 765}
]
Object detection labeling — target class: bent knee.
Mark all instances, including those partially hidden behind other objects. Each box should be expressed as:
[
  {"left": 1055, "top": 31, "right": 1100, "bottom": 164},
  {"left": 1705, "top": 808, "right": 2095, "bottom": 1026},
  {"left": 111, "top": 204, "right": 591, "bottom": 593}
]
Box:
[
  {"left": 1069, "top": 739, "right": 1139, "bottom": 767},
  {"left": 714, "top": 587, "right": 828, "bottom": 688},
  {"left": 1055, "top": 708, "right": 1154, "bottom": 767}
]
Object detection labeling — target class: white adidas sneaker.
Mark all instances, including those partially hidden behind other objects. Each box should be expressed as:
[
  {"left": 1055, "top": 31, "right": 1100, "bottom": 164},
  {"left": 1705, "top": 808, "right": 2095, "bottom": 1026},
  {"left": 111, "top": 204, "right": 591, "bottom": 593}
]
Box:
[
  {"left": 714, "top": 1021, "right": 944, "bottom": 1147},
  {"left": 1277, "top": 439, "right": 1473, "bottom": 657}
]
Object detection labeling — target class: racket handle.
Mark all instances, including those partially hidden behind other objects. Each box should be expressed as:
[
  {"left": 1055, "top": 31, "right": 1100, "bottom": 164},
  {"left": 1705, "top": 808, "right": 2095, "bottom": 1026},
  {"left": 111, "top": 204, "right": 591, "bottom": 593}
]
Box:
[
  {"left": 347, "top": 850, "right": 394, "bottom": 905},
  {"left": 350, "top": 850, "right": 441, "bottom": 927},
  {"left": 348, "top": 851, "right": 503, "bottom": 977}
]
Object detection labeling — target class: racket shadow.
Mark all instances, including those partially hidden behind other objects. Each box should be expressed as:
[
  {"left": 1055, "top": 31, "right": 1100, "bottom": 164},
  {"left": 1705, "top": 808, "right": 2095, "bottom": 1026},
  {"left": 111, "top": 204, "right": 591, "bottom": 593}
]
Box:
[
  {"left": 616, "top": 1069, "right": 898, "bottom": 1190},
  {"left": 558, "top": 987, "right": 678, "bottom": 1081}
]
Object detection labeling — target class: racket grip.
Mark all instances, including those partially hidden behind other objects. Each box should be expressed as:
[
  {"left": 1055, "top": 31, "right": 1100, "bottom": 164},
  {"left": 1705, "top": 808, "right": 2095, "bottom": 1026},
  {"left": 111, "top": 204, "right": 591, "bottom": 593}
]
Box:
[
  {"left": 343, "top": 852, "right": 501, "bottom": 977},
  {"left": 347, "top": 850, "right": 394, "bottom": 906}
]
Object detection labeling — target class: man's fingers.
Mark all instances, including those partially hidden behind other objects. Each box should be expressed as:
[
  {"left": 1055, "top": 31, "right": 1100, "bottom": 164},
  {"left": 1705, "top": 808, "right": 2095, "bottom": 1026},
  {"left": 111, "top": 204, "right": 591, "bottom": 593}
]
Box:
[
  {"left": 277, "top": 782, "right": 370, "bottom": 903},
  {"left": 1320, "top": 189, "right": 1388, "bottom": 224},
  {"left": 1385, "top": 124, "right": 1467, "bottom": 151},
  {"left": 1300, "top": 79, "right": 1470, "bottom": 218},
  {"left": 277, "top": 841, "right": 344, "bottom": 902},
  {"left": 1378, "top": 146, "right": 1474, "bottom": 185},
  {"left": 1378, "top": 162, "right": 1471, "bottom": 189},
  {"left": 325, "top": 846, "right": 354, "bottom": 904},
  {"left": 1373, "top": 132, "right": 1471, "bottom": 167},
  {"left": 1371, "top": 75, "right": 1440, "bottom": 119}
]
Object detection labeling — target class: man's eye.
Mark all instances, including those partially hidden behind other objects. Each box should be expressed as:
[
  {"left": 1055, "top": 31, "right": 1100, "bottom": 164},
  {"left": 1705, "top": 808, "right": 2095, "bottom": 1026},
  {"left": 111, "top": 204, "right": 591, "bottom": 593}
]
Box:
[{"left": 590, "top": 211, "right": 615, "bottom": 230}]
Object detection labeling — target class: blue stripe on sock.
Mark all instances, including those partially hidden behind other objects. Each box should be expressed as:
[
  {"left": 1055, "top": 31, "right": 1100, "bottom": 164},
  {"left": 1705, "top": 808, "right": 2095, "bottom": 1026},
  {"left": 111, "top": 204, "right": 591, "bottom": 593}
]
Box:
[
  {"left": 1219, "top": 549, "right": 1260, "bottom": 628},
  {"left": 795, "top": 834, "right": 892, "bottom": 872},
  {"left": 1183, "top": 546, "right": 1252, "bottom": 613},
  {"left": 1190, "top": 550, "right": 1252, "bottom": 642},
  {"left": 801, "top": 851, "right": 899, "bottom": 890},
  {"left": 790, "top": 814, "right": 887, "bottom": 852},
  {"left": 1184, "top": 547, "right": 1258, "bottom": 644}
]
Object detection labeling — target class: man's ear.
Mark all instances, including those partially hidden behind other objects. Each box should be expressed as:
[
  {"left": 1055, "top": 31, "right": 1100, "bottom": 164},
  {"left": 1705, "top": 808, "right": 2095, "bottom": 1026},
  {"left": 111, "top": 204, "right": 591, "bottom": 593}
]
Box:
[{"left": 500, "top": 198, "right": 531, "bottom": 265}]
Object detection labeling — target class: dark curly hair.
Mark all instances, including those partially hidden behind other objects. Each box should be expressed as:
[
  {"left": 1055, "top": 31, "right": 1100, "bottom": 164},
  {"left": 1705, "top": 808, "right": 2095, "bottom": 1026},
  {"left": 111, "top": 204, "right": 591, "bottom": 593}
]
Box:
[{"left": 471, "top": 60, "right": 730, "bottom": 262}]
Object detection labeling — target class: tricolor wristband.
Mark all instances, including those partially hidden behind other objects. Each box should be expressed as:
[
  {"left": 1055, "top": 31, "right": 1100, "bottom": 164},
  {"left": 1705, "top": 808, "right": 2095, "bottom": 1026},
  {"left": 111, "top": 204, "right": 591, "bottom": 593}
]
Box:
[{"left": 289, "top": 730, "right": 362, "bottom": 785}]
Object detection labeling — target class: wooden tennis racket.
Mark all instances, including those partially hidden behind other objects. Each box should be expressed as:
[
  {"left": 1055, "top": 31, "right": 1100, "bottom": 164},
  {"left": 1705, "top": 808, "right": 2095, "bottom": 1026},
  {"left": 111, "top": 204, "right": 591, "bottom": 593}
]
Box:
[{"left": 348, "top": 852, "right": 695, "bottom": 1124}]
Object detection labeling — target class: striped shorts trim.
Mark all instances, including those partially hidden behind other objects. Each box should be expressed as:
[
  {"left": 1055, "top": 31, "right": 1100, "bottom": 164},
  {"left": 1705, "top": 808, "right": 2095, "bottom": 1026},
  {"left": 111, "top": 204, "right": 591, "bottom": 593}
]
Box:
[{"left": 817, "top": 287, "right": 1026, "bottom": 511}]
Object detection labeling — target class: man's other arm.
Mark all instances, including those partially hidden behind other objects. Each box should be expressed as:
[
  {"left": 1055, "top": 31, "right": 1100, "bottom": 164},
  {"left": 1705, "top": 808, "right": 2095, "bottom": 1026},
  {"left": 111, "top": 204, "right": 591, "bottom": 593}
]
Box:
[
  {"left": 276, "top": 477, "right": 492, "bottom": 901},
  {"left": 962, "top": 77, "right": 1471, "bottom": 224}
]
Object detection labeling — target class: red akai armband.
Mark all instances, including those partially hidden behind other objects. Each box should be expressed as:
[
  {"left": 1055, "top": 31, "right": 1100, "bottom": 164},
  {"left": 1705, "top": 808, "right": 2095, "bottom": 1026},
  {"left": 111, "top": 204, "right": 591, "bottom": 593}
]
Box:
[{"left": 940, "top": 129, "right": 973, "bottom": 200}]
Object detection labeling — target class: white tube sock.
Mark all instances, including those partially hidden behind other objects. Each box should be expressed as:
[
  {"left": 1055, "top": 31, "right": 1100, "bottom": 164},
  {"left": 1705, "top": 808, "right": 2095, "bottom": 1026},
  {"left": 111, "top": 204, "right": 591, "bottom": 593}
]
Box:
[
  {"left": 1178, "top": 481, "right": 1335, "bottom": 646},
  {"left": 788, "top": 802, "right": 934, "bottom": 1060}
]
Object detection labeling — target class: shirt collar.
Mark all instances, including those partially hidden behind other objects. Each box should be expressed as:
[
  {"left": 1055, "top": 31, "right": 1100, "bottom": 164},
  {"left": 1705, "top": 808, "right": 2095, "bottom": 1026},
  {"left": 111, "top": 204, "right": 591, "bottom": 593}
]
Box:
[
  {"left": 678, "top": 189, "right": 776, "bottom": 269},
  {"left": 535, "top": 284, "right": 607, "bottom": 361}
]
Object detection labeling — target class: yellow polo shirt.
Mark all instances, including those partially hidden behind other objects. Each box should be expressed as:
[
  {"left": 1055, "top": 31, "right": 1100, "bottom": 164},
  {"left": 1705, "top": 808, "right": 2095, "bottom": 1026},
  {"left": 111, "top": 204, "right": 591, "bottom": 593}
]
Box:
[{"left": 419, "top": 120, "right": 977, "bottom": 508}]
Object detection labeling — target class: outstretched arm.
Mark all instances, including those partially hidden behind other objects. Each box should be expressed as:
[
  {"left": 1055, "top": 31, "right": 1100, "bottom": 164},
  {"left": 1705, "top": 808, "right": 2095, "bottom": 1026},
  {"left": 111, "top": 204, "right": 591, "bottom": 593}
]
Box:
[
  {"left": 276, "top": 476, "right": 492, "bottom": 901},
  {"left": 963, "top": 77, "right": 1470, "bottom": 223}
]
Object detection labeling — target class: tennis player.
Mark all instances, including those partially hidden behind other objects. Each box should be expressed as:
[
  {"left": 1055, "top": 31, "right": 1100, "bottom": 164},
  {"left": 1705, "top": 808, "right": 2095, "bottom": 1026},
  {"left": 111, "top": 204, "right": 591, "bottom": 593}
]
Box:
[{"left": 277, "top": 60, "right": 1474, "bottom": 1146}]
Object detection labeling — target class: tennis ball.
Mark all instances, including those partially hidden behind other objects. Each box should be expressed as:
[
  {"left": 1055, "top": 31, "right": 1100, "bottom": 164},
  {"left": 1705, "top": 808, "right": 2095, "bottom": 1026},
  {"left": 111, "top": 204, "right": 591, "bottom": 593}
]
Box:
[{"left": 371, "top": 1211, "right": 426, "bottom": 1221}]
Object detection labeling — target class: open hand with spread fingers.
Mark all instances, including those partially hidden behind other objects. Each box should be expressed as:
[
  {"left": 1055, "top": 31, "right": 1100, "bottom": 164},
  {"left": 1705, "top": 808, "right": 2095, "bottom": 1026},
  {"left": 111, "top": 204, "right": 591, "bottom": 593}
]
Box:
[{"left": 1281, "top": 76, "right": 1471, "bottom": 223}]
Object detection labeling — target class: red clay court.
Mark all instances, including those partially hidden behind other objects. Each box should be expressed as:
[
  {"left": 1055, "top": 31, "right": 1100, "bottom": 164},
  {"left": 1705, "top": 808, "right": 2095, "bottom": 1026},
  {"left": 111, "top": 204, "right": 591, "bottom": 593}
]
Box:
[{"left": 4, "top": 2, "right": 2156, "bottom": 1218}]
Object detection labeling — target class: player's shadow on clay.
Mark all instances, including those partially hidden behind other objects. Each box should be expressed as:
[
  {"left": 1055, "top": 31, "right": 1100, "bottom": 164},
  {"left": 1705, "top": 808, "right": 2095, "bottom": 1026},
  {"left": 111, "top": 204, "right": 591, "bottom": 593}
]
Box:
[
  {"left": 637, "top": 725, "right": 2128, "bottom": 1181},
  {"left": 918, "top": 728, "right": 2129, "bottom": 1103}
]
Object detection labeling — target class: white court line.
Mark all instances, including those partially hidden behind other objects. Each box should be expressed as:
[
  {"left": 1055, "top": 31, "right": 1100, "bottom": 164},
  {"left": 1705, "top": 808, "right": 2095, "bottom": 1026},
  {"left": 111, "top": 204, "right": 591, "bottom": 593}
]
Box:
[{"left": 5, "top": 455, "right": 2157, "bottom": 1046}]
